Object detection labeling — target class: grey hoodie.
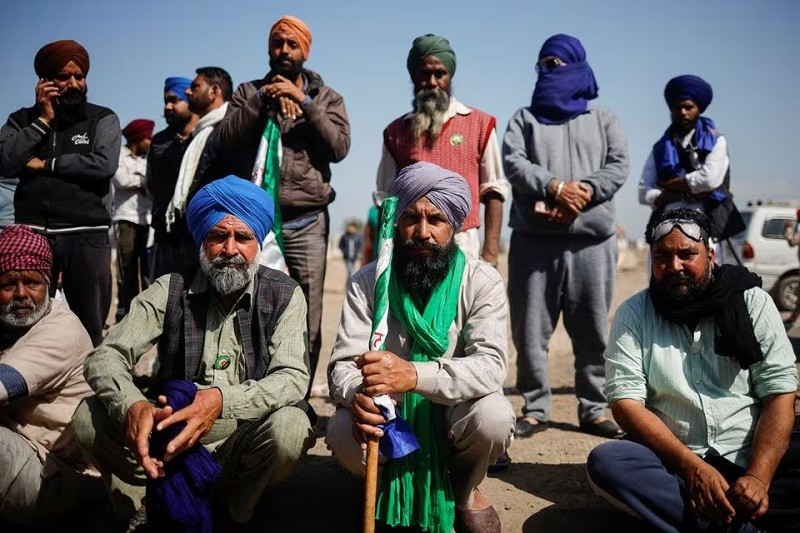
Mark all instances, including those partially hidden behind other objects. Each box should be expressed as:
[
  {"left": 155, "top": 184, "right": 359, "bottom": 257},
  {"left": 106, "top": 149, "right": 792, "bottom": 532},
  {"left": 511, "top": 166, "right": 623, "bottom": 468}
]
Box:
[{"left": 502, "top": 106, "right": 628, "bottom": 238}]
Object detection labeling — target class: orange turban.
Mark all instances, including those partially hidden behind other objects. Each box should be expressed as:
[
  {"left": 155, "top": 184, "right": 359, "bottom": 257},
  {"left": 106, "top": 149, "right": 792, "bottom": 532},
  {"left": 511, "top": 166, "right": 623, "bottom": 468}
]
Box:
[
  {"left": 34, "top": 40, "right": 90, "bottom": 79},
  {"left": 269, "top": 15, "right": 312, "bottom": 59}
]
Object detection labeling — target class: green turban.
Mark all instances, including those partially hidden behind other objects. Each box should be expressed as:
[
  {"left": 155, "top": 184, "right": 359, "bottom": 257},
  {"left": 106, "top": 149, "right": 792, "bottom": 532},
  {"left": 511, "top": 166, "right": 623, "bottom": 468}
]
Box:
[{"left": 406, "top": 34, "right": 456, "bottom": 81}]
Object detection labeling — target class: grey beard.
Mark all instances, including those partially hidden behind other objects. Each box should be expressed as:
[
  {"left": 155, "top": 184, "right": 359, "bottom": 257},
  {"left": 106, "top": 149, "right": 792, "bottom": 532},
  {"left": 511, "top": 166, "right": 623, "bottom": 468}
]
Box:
[
  {"left": 0, "top": 292, "right": 51, "bottom": 329},
  {"left": 411, "top": 87, "right": 450, "bottom": 142},
  {"left": 199, "top": 249, "right": 261, "bottom": 295}
]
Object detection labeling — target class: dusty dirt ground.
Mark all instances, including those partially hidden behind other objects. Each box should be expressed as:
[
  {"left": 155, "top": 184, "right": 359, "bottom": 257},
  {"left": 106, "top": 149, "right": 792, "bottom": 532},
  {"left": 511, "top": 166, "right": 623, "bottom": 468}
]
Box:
[{"left": 250, "top": 250, "right": 657, "bottom": 532}]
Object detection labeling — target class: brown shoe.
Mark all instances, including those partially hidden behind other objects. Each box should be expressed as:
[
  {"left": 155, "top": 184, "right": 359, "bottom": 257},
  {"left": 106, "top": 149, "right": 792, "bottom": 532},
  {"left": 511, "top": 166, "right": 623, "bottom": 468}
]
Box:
[{"left": 454, "top": 504, "right": 501, "bottom": 533}]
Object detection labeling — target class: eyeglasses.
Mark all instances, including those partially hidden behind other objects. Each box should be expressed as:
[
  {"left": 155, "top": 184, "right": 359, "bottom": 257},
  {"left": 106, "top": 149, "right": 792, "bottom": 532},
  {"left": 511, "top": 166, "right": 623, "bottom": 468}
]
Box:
[
  {"left": 536, "top": 57, "right": 565, "bottom": 73},
  {"left": 650, "top": 220, "right": 704, "bottom": 243},
  {"left": 52, "top": 73, "right": 85, "bottom": 82}
]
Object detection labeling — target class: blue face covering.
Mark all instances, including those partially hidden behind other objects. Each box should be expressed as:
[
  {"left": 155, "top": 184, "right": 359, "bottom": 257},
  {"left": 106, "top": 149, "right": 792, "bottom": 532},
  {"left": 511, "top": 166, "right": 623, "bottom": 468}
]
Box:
[{"left": 529, "top": 34, "right": 598, "bottom": 125}]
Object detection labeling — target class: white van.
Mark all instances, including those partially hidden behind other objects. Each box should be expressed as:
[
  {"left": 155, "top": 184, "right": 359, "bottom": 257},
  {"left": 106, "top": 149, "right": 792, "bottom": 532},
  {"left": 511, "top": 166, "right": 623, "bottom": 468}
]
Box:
[{"left": 728, "top": 204, "right": 799, "bottom": 311}]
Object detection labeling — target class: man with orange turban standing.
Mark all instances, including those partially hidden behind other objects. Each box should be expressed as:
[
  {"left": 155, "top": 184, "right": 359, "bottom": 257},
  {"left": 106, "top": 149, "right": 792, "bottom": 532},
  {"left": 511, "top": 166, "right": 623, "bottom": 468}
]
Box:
[
  {"left": 216, "top": 15, "right": 350, "bottom": 389},
  {"left": 0, "top": 39, "right": 121, "bottom": 346}
]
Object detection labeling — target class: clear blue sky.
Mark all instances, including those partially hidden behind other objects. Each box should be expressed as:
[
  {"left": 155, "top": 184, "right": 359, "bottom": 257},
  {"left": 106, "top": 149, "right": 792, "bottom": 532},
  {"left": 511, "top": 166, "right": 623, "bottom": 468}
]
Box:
[{"left": 2, "top": 0, "right": 798, "bottom": 238}]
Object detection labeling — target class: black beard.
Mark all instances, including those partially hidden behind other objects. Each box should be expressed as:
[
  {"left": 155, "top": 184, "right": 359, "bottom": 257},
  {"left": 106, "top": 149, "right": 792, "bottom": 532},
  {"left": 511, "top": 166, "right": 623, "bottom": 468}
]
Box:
[
  {"left": 651, "top": 263, "right": 713, "bottom": 307},
  {"left": 165, "top": 110, "right": 191, "bottom": 129},
  {"left": 269, "top": 55, "right": 304, "bottom": 80},
  {"left": 392, "top": 235, "right": 457, "bottom": 306},
  {"left": 54, "top": 88, "right": 88, "bottom": 124}
]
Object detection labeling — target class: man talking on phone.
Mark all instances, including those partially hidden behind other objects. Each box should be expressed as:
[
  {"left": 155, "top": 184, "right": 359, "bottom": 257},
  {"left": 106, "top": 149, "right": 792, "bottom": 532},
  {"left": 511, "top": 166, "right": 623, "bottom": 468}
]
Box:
[
  {"left": 0, "top": 39, "right": 121, "bottom": 346},
  {"left": 502, "top": 34, "right": 629, "bottom": 440}
]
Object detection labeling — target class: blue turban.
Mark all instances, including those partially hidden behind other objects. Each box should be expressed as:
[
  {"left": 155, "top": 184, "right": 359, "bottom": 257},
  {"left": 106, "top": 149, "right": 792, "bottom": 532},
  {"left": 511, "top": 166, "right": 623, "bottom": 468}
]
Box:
[
  {"left": 164, "top": 76, "right": 191, "bottom": 102},
  {"left": 664, "top": 75, "right": 713, "bottom": 113},
  {"left": 530, "top": 34, "right": 598, "bottom": 125},
  {"left": 186, "top": 176, "right": 274, "bottom": 248},
  {"left": 391, "top": 162, "right": 471, "bottom": 231}
]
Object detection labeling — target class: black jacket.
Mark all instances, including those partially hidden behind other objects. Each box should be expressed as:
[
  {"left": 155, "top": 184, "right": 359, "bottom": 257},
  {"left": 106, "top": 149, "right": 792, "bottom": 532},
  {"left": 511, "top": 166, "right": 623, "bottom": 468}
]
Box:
[{"left": 0, "top": 103, "right": 121, "bottom": 229}]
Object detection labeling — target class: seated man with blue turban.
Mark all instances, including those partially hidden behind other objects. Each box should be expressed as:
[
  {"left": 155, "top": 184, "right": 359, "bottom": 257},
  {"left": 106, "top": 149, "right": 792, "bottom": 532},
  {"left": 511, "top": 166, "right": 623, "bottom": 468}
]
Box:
[
  {"left": 327, "top": 162, "right": 514, "bottom": 533},
  {"left": 639, "top": 74, "right": 745, "bottom": 263},
  {"left": 72, "top": 176, "right": 315, "bottom": 528}
]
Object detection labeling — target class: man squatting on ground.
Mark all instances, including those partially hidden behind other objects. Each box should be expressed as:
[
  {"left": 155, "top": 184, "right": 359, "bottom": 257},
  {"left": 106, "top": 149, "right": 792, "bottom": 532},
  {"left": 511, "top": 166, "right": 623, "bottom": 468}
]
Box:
[
  {"left": 0, "top": 225, "right": 104, "bottom": 527},
  {"left": 327, "top": 162, "right": 514, "bottom": 533},
  {"left": 587, "top": 208, "right": 800, "bottom": 532},
  {"left": 72, "top": 176, "right": 315, "bottom": 526}
]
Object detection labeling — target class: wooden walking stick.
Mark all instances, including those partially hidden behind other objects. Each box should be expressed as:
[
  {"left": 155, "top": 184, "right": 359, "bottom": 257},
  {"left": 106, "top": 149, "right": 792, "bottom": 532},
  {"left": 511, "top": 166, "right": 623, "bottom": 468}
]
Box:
[
  {"left": 363, "top": 437, "right": 380, "bottom": 533},
  {"left": 363, "top": 196, "right": 397, "bottom": 533}
]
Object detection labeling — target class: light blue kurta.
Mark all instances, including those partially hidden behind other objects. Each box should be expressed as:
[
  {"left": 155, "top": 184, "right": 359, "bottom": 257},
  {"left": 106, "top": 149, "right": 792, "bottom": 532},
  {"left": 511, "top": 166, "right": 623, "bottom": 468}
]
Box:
[{"left": 605, "top": 287, "right": 797, "bottom": 467}]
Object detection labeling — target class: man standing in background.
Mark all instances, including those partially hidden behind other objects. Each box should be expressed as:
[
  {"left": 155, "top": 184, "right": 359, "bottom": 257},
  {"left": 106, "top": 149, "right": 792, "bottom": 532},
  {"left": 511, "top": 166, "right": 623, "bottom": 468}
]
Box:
[
  {"left": 215, "top": 15, "right": 350, "bottom": 387},
  {"left": 503, "top": 34, "right": 628, "bottom": 440},
  {"left": 112, "top": 119, "right": 154, "bottom": 323},
  {"left": 0, "top": 39, "right": 121, "bottom": 346},
  {"left": 148, "top": 76, "right": 198, "bottom": 279},
  {"left": 376, "top": 34, "right": 506, "bottom": 265}
]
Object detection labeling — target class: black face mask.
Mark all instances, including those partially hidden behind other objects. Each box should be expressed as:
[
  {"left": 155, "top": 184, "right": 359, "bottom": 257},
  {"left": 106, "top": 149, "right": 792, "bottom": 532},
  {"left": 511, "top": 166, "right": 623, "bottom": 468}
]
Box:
[{"left": 392, "top": 235, "right": 457, "bottom": 307}]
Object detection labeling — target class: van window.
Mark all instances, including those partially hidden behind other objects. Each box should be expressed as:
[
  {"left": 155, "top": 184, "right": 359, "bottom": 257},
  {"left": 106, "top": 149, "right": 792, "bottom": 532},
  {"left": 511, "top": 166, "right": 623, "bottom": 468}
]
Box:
[{"left": 762, "top": 217, "right": 793, "bottom": 239}]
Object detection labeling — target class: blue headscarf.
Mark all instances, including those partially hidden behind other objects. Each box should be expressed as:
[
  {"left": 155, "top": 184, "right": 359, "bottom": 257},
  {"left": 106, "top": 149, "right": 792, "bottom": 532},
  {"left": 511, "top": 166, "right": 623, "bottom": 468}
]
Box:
[
  {"left": 186, "top": 176, "right": 275, "bottom": 247},
  {"left": 530, "top": 34, "right": 598, "bottom": 125},
  {"left": 164, "top": 76, "right": 191, "bottom": 102},
  {"left": 664, "top": 75, "right": 713, "bottom": 113}
]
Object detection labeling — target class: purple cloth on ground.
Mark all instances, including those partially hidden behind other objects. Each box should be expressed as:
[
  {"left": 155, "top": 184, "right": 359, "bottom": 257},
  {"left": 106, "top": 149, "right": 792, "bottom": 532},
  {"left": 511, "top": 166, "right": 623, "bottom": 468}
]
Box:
[
  {"left": 390, "top": 161, "right": 471, "bottom": 232},
  {"left": 146, "top": 380, "right": 223, "bottom": 533}
]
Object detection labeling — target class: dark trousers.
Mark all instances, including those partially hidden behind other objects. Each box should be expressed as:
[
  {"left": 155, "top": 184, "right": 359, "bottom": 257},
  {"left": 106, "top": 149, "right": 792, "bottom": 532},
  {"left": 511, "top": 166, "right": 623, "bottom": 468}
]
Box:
[
  {"left": 114, "top": 221, "right": 149, "bottom": 321},
  {"left": 282, "top": 210, "right": 329, "bottom": 392},
  {"left": 587, "top": 435, "right": 800, "bottom": 532},
  {"left": 47, "top": 231, "right": 111, "bottom": 347}
]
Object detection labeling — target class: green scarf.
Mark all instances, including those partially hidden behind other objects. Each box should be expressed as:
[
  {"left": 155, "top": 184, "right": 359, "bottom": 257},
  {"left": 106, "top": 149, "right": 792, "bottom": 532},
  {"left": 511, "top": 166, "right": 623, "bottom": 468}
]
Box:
[
  {"left": 259, "top": 117, "right": 283, "bottom": 250},
  {"left": 375, "top": 247, "right": 465, "bottom": 533}
]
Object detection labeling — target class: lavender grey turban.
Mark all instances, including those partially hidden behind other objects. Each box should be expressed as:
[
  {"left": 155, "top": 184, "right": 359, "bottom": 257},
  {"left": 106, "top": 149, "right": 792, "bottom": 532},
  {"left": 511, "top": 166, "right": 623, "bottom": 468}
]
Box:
[{"left": 390, "top": 161, "right": 471, "bottom": 231}]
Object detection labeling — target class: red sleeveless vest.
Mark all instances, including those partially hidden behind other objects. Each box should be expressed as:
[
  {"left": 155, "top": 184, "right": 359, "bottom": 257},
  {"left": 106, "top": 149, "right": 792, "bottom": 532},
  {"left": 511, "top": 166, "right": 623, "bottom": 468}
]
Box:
[{"left": 383, "top": 108, "right": 495, "bottom": 231}]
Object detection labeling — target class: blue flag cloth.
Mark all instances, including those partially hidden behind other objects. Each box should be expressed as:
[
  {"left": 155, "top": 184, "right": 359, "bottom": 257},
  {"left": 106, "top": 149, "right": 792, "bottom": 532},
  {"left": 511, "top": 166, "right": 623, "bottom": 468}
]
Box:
[
  {"left": 652, "top": 116, "right": 724, "bottom": 201},
  {"left": 146, "top": 380, "right": 223, "bottom": 533},
  {"left": 374, "top": 396, "right": 421, "bottom": 459},
  {"left": 530, "top": 34, "right": 598, "bottom": 125},
  {"left": 186, "top": 175, "right": 275, "bottom": 247}
]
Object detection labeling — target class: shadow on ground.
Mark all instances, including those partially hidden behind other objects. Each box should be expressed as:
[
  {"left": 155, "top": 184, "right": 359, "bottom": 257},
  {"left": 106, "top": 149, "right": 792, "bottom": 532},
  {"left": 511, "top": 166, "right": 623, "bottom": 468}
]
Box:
[
  {"left": 491, "top": 461, "right": 649, "bottom": 532},
  {"left": 522, "top": 506, "right": 655, "bottom": 532}
]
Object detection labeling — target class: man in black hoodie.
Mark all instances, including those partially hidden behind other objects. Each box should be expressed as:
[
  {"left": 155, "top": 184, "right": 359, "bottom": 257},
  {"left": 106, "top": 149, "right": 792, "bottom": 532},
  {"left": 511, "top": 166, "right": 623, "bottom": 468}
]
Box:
[{"left": 0, "top": 39, "right": 121, "bottom": 346}]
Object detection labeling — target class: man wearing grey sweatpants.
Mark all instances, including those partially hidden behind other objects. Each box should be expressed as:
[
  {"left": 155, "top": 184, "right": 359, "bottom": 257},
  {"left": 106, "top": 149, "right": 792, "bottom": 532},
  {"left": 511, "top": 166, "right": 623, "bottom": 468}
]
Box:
[{"left": 502, "top": 33, "right": 629, "bottom": 440}]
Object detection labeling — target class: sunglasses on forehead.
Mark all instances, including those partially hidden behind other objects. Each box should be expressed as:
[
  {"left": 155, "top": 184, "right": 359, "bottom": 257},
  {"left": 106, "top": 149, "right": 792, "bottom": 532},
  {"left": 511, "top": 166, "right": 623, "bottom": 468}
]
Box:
[{"left": 650, "top": 220, "right": 704, "bottom": 243}]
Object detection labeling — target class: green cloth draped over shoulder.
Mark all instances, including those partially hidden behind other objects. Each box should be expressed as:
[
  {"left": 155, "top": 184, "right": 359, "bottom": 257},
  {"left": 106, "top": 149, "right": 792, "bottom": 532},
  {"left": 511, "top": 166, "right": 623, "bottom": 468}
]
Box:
[
  {"left": 375, "top": 247, "right": 466, "bottom": 533},
  {"left": 259, "top": 117, "right": 283, "bottom": 250}
]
